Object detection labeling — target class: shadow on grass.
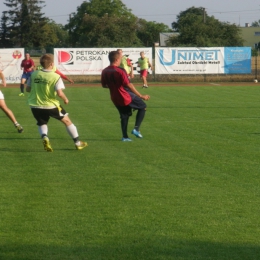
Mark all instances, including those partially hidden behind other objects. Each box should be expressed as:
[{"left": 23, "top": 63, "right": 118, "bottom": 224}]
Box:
[{"left": 1, "top": 240, "right": 259, "bottom": 260}]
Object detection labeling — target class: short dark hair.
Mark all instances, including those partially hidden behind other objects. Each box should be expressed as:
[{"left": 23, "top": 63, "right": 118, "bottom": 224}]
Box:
[{"left": 108, "top": 51, "right": 120, "bottom": 63}]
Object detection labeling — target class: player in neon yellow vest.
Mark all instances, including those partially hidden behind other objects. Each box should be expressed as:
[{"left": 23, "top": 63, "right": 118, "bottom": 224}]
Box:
[
  {"left": 36, "top": 64, "right": 74, "bottom": 83},
  {"left": 117, "top": 49, "right": 134, "bottom": 79},
  {"left": 138, "top": 51, "right": 153, "bottom": 88},
  {"left": 26, "top": 54, "right": 87, "bottom": 152}
]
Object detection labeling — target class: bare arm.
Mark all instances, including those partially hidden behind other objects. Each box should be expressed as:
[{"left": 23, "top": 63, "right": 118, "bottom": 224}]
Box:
[
  {"left": 148, "top": 59, "right": 153, "bottom": 71},
  {"left": 57, "top": 89, "right": 69, "bottom": 104}
]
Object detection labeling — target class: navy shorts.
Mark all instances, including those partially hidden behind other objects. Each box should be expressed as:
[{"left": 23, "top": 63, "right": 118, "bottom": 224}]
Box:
[
  {"left": 22, "top": 71, "right": 33, "bottom": 81},
  {"left": 116, "top": 92, "right": 146, "bottom": 117},
  {"left": 31, "top": 106, "right": 68, "bottom": 125}
]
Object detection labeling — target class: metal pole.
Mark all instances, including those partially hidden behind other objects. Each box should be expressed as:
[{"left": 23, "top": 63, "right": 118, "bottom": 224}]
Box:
[{"left": 255, "top": 50, "right": 258, "bottom": 81}]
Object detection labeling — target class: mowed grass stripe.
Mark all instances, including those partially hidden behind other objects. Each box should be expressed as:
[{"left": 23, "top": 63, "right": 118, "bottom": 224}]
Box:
[{"left": 0, "top": 85, "right": 260, "bottom": 260}]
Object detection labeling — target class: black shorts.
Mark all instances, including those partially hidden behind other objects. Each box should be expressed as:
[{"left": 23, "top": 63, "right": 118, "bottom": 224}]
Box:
[
  {"left": 116, "top": 93, "right": 146, "bottom": 117},
  {"left": 128, "top": 91, "right": 147, "bottom": 109},
  {"left": 31, "top": 106, "right": 68, "bottom": 125}
]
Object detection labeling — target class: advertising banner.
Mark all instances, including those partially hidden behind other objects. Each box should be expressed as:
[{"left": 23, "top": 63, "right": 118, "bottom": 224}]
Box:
[
  {"left": 54, "top": 48, "right": 152, "bottom": 75},
  {"left": 0, "top": 48, "right": 24, "bottom": 83},
  {"left": 155, "top": 47, "right": 251, "bottom": 74}
]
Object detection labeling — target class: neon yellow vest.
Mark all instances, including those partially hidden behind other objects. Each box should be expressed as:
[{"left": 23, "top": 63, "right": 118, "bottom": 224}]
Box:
[
  {"left": 138, "top": 57, "right": 149, "bottom": 70},
  {"left": 120, "top": 56, "right": 131, "bottom": 74},
  {"left": 28, "top": 70, "right": 60, "bottom": 107}
]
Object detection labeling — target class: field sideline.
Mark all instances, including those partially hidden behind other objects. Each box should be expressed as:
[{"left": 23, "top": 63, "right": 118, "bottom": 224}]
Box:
[{"left": 0, "top": 84, "right": 260, "bottom": 260}]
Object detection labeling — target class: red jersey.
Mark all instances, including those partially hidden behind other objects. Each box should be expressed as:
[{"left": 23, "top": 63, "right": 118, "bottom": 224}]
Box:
[
  {"left": 21, "top": 58, "right": 34, "bottom": 73},
  {"left": 101, "top": 66, "right": 131, "bottom": 106}
]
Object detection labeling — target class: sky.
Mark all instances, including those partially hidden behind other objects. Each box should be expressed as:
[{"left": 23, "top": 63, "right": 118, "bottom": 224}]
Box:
[{"left": 0, "top": 0, "right": 260, "bottom": 28}]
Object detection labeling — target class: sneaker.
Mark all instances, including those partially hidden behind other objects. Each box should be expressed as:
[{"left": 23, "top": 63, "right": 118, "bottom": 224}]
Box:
[
  {"left": 142, "top": 85, "right": 148, "bottom": 88},
  {"left": 122, "top": 137, "right": 132, "bottom": 142},
  {"left": 15, "top": 124, "right": 23, "bottom": 133},
  {"left": 75, "top": 141, "right": 88, "bottom": 150},
  {"left": 18, "top": 93, "right": 25, "bottom": 96},
  {"left": 131, "top": 129, "right": 143, "bottom": 138},
  {"left": 42, "top": 137, "right": 53, "bottom": 152}
]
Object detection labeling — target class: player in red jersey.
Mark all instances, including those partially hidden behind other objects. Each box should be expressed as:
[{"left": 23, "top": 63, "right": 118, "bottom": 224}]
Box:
[
  {"left": 101, "top": 51, "right": 150, "bottom": 141},
  {"left": 19, "top": 53, "right": 34, "bottom": 96}
]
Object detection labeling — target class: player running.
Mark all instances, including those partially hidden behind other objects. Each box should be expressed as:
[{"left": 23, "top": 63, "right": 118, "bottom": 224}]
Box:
[{"left": 0, "top": 70, "right": 23, "bottom": 133}]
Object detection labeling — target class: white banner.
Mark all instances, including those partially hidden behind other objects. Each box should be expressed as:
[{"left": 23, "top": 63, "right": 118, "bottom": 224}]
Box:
[
  {"left": 155, "top": 47, "right": 224, "bottom": 74},
  {"left": 0, "top": 48, "right": 24, "bottom": 83},
  {"left": 54, "top": 48, "right": 153, "bottom": 75},
  {"left": 155, "top": 47, "right": 251, "bottom": 74}
]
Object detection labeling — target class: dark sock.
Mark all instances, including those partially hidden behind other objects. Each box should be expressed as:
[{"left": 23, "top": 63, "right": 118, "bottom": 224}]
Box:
[
  {"left": 20, "top": 84, "right": 24, "bottom": 93},
  {"left": 134, "top": 109, "right": 146, "bottom": 131},
  {"left": 121, "top": 117, "right": 129, "bottom": 138},
  {"left": 73, "top": 137, "right": 79, "bottom": 143}
]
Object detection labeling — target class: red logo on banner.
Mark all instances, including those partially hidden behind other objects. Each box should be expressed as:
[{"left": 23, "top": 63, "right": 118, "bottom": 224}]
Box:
[
  {"left": 58, "top": 51, "right": 74, "bottom": 65},
  {"left": 12, "top": 50, "right": 22, "bottom": 59}
]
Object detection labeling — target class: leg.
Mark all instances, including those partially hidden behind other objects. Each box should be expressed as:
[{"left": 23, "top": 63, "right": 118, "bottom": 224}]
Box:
[
  {"left": 60, "top": 115, "right": 87, "bottom": 150},
  {"left": 0, "top": 99, "right": 23, "bottom": 132},
  {"left": 0, "top": 99, "right": 18, "bottom": 124},
  {"left": 128, "top": 95, "right": 147, "bottom": 138},
  {"left": 142, "top": 76, "right": 148, "bottom": 86},
  {"left": 141, "top": 70, "right": 148, "bottom": 88},
  {"left": 134, "top": 108, "right": 146, "bottom": 131},
  {"left": 19, "top": 78, "right": 26, "bottom": 96},
  {"left": 31, "top": 108, "right": 53, "bottom": 151},
  {"left": 116, "top": 106, "right": 132, "bottom": 139},
  {"left": 120, "top": 113, "right": 130, "bottom": 138}
]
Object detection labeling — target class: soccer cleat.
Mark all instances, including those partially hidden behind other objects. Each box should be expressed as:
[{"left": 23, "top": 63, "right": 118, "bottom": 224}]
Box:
[
  {"left": 122, "top": 137, "right": 132, "bottom": 142},
  {"left": 15, "top": 124, "right": 23, "bottom": 133},
  {"left": 18, "top": 93, "right": 25, "bottom": 96},
  {"left": 131, "top": 129, "right": 143, "bottom": 138},
  {"left": 75, "top": 141, "right": 88, "bottom": 150},
  {"left": 42, "top": 137, "right": 53, "bottom": 152}
]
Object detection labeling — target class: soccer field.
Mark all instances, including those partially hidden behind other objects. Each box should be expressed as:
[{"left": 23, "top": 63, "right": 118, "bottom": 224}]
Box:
[{"left": 0, "top": 84, "right": 260, "bottom": 260}]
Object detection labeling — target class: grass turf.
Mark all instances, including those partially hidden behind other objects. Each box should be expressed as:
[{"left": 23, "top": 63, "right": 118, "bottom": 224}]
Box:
[{"left": 0, "top": 85, "right": 260, "bottom": 260}]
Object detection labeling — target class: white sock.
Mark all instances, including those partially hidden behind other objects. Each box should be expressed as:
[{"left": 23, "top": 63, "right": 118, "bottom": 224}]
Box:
[
  {"left": 38, "top": 124, "right": 48, "bottom": 137},
  {"left": 66, "top": 124, "right": 79, "bottom": 139}
]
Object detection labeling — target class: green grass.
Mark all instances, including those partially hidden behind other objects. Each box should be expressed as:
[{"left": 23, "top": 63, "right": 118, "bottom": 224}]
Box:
[{"left": 0, "top": 85, "right": 260, "bottom": 260}]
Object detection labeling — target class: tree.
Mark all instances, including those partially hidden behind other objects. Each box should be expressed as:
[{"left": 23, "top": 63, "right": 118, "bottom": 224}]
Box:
[
  {"left": 168, "top": 6, "right": 244, "bottom": 47},
  {"left": 2, "top": 0, "right": 48, "bottom": 47},
  {"left": 0, "top": 11, "right": 12, "bottom": 47},
  {"left": 251, "top": 20, "right": 260, "bottom": 27},
  {"left": 65, "top": 0, "right": 138, "bottom": 47},
  {"left": 42, "top": 20, "right": 69, "bottom": 48},
  {"left": 136, "top": 19, "right": 172, "bottom": 47}
]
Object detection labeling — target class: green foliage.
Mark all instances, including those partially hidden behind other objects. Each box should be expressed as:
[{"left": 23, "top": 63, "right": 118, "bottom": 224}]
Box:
[
  {"left": 2, "top": 0, "right": 48, "bottom": 47},
  {"left": 251, "top": 20, "right": 260, "bottom": 27},
  {"left": 1, "top": 86, "right": 260, "bottom": 259},
  {"left": 43, "top": 20, "right": 69, "bottom": 48},
  {"left": 137, "top": 19, "right": 172, "bottom": 47},
  {"left": 65, "top": 0, "right": 169, "bottom": 47},
  {"left": 0, "top": 11, "right": 12, "bottom": 47},
  {"left": 168, "top": 6, "right": 244, "bottom": 47}
]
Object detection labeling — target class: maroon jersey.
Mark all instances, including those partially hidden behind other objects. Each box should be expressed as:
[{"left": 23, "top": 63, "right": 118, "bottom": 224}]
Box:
[
  {"left": 101, "top": 66, "right": 132, "bottom": 106},
  {"left": 21, "top": 58, "right": 34, "bottom": 73}
]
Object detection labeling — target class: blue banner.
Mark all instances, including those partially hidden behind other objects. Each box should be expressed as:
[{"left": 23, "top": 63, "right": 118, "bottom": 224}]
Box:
[{"left": 224, "top": 47, "right": 251, "bottom": 74}]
